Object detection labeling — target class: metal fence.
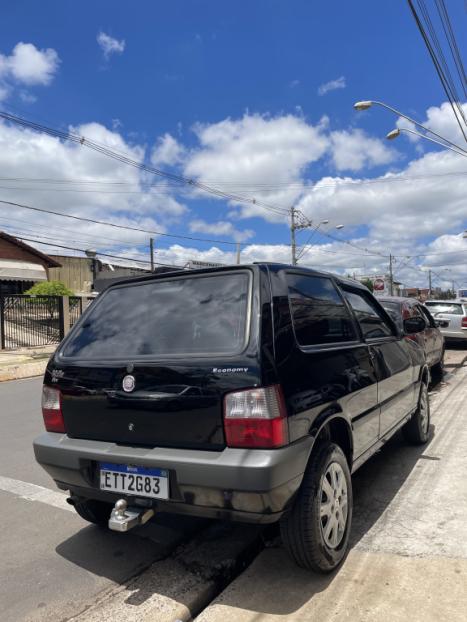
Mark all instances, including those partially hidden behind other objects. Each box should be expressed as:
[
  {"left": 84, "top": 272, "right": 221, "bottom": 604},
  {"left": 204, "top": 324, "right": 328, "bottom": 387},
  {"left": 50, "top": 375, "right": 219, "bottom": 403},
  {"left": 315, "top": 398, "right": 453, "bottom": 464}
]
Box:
[{"left": 0, "top": 295, "right": 93, "bottom": 350}]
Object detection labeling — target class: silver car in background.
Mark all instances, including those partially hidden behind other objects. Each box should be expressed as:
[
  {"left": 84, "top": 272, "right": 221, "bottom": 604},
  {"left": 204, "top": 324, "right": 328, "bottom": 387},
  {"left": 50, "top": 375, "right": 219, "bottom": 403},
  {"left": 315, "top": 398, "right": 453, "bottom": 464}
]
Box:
[{"left": 424, "top": 300, "right": 467, "bottom": 342}]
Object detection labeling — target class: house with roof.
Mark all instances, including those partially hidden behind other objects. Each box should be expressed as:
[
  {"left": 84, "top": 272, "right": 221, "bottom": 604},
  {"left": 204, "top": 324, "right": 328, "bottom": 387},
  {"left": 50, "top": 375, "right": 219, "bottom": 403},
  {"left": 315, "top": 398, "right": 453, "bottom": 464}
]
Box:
[{"left": 0, "top": 231, "right": 61, "bottom": 296}]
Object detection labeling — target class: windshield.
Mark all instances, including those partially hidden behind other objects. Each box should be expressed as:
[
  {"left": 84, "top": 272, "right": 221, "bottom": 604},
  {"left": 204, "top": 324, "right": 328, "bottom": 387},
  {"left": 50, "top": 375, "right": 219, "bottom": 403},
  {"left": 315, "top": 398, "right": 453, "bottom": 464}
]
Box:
[
  {"left": 61, "top": 272, "right": 250, "bottom": 359},
  {"left": 425, "top": 302, "right": 463, "bottom": 315}
]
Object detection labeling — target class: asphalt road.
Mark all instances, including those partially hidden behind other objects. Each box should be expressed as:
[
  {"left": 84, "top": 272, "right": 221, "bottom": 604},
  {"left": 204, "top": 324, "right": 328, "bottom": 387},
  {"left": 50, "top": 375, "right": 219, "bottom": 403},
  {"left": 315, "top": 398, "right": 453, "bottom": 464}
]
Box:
[{"left": 0, "top": 377, "right": 203, "bottom": 622}]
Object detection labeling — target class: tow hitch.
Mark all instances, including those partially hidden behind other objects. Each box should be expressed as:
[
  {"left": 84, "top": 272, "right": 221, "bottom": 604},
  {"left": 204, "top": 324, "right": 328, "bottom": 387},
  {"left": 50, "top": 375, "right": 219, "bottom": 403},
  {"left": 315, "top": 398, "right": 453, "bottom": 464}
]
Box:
[{"left": 108, "top": 498, "right": 155, "bottom": 532}]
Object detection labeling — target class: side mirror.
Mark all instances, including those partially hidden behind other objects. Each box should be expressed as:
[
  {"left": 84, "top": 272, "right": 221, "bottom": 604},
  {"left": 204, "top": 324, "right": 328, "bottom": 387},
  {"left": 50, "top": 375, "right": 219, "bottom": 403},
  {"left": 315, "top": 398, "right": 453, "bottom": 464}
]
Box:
[{"left": 403, "top": 316, "right": 426, "bottom": 334}]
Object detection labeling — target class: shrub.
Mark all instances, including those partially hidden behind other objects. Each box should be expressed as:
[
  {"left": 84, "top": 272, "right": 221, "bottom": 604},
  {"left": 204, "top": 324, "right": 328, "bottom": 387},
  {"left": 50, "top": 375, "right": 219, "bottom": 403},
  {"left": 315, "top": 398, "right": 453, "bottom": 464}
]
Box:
[{"left": 25, "top": 281, "right": 74, "bottom": 297}]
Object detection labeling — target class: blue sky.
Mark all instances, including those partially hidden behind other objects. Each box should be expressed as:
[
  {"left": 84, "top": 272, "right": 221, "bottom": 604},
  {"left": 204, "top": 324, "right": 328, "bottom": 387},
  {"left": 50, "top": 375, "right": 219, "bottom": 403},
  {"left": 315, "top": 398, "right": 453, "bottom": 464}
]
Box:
[{"left": 0, "top": 1, "right": 466, "bottom": 288}]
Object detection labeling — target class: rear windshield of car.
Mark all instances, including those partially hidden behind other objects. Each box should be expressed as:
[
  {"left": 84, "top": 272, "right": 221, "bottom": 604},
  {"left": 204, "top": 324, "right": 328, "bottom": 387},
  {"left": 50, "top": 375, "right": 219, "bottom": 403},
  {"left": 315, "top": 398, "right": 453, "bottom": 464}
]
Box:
[
  {"left": 425, "top": 302, "right": 463, "bottom": 315},
  {"left": 61, "top": 272, "right": 250, "bottom": 359}
]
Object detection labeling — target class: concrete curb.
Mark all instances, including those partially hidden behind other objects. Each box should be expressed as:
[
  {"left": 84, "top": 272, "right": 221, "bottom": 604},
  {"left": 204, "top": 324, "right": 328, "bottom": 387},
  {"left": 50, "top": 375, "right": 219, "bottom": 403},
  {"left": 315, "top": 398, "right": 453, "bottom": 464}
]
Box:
[
  {"left": 0, "top": 358, "right": 48, "bottom": 382},
  {"left": 70, "top": 523, "right": 263, "bottom": 622}
]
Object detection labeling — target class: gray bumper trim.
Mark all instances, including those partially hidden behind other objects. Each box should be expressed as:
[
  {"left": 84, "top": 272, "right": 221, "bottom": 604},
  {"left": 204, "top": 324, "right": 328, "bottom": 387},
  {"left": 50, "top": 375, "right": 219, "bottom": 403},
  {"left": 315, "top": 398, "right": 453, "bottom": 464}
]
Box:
[{"left": 33, "top": 432, "right": 313, "bottom": 493}]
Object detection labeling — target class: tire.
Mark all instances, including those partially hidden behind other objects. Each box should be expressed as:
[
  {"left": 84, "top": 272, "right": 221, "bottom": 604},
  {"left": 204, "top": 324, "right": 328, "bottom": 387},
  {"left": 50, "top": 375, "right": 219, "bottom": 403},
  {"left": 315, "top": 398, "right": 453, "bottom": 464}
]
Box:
[
  {"left": 431, "top": 352, "right": 444, "bottom": 383},
  {"left": 280, "top": 441, "right": 353, "bottom": 573},
  {"left": 73, "top": 498, "right": 112, "bottom": 527},
  {"left": 403, "top": 382, "right": 430, "bottom": 445}
]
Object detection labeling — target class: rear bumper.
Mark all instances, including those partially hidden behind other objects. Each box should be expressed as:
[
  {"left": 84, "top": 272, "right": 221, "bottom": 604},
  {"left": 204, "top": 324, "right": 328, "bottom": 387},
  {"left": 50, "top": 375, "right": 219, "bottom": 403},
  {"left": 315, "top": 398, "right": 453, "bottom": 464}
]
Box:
[
  {"left": 33, "top": 433, "right": 313, "bottom": 523},
  {"left": 441, "top": 329, "right": 467, "bottom": 340}
]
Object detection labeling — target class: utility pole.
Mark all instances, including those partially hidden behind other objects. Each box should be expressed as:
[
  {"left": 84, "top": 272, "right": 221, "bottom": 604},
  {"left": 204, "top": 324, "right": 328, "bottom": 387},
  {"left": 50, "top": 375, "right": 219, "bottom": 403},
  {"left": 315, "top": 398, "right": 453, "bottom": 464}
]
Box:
[
  {"left": 428, "top": 269, "right": 432, "bottom": 298},
  {"left": 290, "top": 207, "right": 297, "bottom": 265},
  {"left": 236, "top": 243, "right": 241, "bottom": 265},
  {"left": 389, "top": 254, "right": 394, "bottom": 296},
  {"left": 149, "top": 237, "right": 155, "bottom": 272}
]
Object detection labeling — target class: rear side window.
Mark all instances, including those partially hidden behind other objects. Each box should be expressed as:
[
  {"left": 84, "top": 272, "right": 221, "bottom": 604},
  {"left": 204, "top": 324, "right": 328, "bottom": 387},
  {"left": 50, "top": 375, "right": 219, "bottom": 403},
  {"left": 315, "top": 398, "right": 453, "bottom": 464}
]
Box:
[
  {"left": 425, "top": 302, "right": 463, "bottom": 315},
  {"left": 343, "top": 289, "right": 394, "bottom": 339},
  {"left": 287, "top": 274, "right": 357, "bottom": 345},
  {"left": 61, "top": 272, "right": 250, "bottom": 359}
]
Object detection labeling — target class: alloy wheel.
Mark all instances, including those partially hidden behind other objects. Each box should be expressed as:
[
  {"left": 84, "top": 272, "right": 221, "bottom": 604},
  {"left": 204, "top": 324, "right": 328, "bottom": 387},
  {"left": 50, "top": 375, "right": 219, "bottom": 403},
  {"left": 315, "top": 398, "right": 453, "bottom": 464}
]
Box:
[{"left": 319, "top": 462, "right": 348, "bottom": 549}]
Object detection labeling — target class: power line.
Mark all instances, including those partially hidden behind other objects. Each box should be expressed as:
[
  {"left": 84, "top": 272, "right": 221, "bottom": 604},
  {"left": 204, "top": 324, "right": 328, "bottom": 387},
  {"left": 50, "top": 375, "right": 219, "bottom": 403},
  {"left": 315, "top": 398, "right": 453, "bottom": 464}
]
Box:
[
  {"left": 435, "top": 0, "right": 467, "bottom": 97},
  {"left": 1, "top": 169, "right": 467, "bottom": 190},
  {"left": 0, "top": 197, "right": 397, "bottom": 259},
  {"left": 408, "top": 0, "right": 467, "bottom": 142},
  {"left": 0, "top": 111, "right": 289, "bottom": 217},
  {"left": 0, "top": 198, "right": 247, "bottom": 247},
  {"left": 13, "top": 234, "right": 186, "bottom": 269}
]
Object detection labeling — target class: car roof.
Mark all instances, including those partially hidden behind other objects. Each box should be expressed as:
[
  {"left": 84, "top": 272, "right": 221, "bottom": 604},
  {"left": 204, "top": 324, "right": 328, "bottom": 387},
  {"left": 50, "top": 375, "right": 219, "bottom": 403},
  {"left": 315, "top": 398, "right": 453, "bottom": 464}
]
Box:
[
  {"left": 378, "top": 296, "right": 417, "bottom": 305},
  {"left": 104, "top": 262, "right": 370, "bottom": 292}
]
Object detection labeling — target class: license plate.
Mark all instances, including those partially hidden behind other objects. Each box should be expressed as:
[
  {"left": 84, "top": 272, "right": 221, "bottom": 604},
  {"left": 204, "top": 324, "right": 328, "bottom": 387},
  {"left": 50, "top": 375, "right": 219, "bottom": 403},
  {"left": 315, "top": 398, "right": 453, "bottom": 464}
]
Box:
[{"left": 99, "top": 463, "right": 169, "bottom": 499}]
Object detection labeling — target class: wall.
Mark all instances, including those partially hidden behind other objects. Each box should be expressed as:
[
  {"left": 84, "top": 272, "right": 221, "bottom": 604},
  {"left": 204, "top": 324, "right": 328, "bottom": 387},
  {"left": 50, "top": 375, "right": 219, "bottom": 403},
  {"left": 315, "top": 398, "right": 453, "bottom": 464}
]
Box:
[
  {"left": 48, "top": 256, "right": 150, "bottom": 293},
  {"left": 48, "top": 256, "right": 93, "bottom": 293}
]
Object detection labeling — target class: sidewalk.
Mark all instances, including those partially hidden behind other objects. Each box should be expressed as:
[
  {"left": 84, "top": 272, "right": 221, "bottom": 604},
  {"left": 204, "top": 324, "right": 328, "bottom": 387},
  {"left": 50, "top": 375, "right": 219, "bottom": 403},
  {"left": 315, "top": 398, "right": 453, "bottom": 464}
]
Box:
[
  {"left": 0, "top": 345, "right": 56, "bottom": 382},
  {"left": 196, "top": 363, "right": 467, "bottom": 622}
]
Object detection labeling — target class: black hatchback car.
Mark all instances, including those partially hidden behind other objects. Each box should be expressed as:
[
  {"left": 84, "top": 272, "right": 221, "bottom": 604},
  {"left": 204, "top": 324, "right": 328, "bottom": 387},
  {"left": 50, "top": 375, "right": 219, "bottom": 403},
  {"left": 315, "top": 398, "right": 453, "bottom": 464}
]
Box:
[{"left": 34, "top": 264, "right": 430, "bottom": 573}]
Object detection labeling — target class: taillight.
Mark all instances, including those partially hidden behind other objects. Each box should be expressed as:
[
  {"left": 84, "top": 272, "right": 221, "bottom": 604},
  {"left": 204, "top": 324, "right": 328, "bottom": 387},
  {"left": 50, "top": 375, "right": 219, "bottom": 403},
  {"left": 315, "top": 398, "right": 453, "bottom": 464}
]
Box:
[
  {"left": 223, "top": 385, "right": 289, "bottom": 448},
  {"left": 462, "top": 317, "right": 467, "bottom": 328},
  {"left": 41, "top": 385, "right": 65, "bottom": 433}
]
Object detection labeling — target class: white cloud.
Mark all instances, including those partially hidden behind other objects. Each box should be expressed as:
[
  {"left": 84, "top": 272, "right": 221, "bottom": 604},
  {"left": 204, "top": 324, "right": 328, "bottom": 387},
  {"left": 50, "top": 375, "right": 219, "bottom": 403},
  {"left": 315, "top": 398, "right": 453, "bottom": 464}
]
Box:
[
  {"left": 97, "top": 32, "right": 126, "bottom": 59},
  {"left": 318, "top": 76, "right": 346, "bottom": 96},
  {"left": 289, "top": 79, "right": 300, "bottom": 88},
  {"left": 0, "top": 84, "right": 9, "bottom": 102},
  {"left": 189, "top": 219, "right": 254, "bottom": 242},
  {"left": 19, "top": 90, "right": 37, "bottom": 104},
  {"left": 0, "top": 42, "right": 59, "bottom": 88},
  {"left": 329, "top": 129, "right": 398, "bottom": 171},
  {"left": 395, "top": 102, "right": 467, "bottom": 148},
  {"left": 151, "top": 133, "right": 185, "bottom": 166},
  {"left": 421, "top": 102, "right": 467, "bottom": 146},
  {"left": 184, "top": 113, "right": 329, "bottom": 220},
  {"left": 296, "top": 148, "right": 467, "bottom": 278},
  {"left": 0, "top": 119, "right": 187, "bottom": 256},
  {"left": 0, "top": 103, "right": 465, "bottom": 289}
]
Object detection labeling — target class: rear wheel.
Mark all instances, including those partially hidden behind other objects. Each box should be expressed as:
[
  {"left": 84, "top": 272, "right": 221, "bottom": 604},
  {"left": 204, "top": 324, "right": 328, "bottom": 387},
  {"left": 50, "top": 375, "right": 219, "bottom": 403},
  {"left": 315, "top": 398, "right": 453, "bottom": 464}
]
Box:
[
  {"left": 73, "top": 499, "right": 112, "bottom": 527},
  {"left": 403, "top": 382, "right": 430, "bottom": 445},
  {"left": 280, "top": 441, "right": 352, "bottom": 573}
]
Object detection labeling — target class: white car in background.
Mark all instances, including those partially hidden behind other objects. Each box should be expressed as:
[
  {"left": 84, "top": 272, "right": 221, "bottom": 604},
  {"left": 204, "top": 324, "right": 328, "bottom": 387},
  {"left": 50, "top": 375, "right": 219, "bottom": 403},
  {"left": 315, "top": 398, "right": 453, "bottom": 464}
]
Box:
[{"left": 424, "top": 300, "right": 467, "bottom": 343}]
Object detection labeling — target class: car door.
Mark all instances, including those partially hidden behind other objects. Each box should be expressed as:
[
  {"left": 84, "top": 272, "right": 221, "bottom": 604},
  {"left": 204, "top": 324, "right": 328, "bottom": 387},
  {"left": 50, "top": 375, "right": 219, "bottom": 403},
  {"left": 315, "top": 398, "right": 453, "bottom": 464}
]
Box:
[
  {"left": 282, "top": 272, "right": 380, "bottom": 459},
  {"left": 342, "top": 287, "right": 416, "bottom": 438}
]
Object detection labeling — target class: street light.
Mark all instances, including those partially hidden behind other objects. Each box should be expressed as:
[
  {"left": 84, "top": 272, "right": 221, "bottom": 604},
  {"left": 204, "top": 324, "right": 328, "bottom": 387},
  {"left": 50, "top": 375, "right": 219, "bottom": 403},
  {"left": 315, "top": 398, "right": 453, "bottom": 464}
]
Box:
[
  {"left": 386, "top": 127, "right": 467, "bottom": 158},
  {"left": 354, "top": 100, "right": 467, "bottom": 155}
]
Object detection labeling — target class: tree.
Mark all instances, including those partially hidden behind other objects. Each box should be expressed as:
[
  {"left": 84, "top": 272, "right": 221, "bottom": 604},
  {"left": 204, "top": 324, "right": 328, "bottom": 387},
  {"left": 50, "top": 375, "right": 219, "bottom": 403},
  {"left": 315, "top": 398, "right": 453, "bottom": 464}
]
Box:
[
  {"left": 24, "top": 281, "right": 75, "bottom": 321},
  {"left": 25, "top": 281, "right": 74, "bottom": 297},
  {"left": 360, "top": 278, "right": 374, "bottom": 292}
]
